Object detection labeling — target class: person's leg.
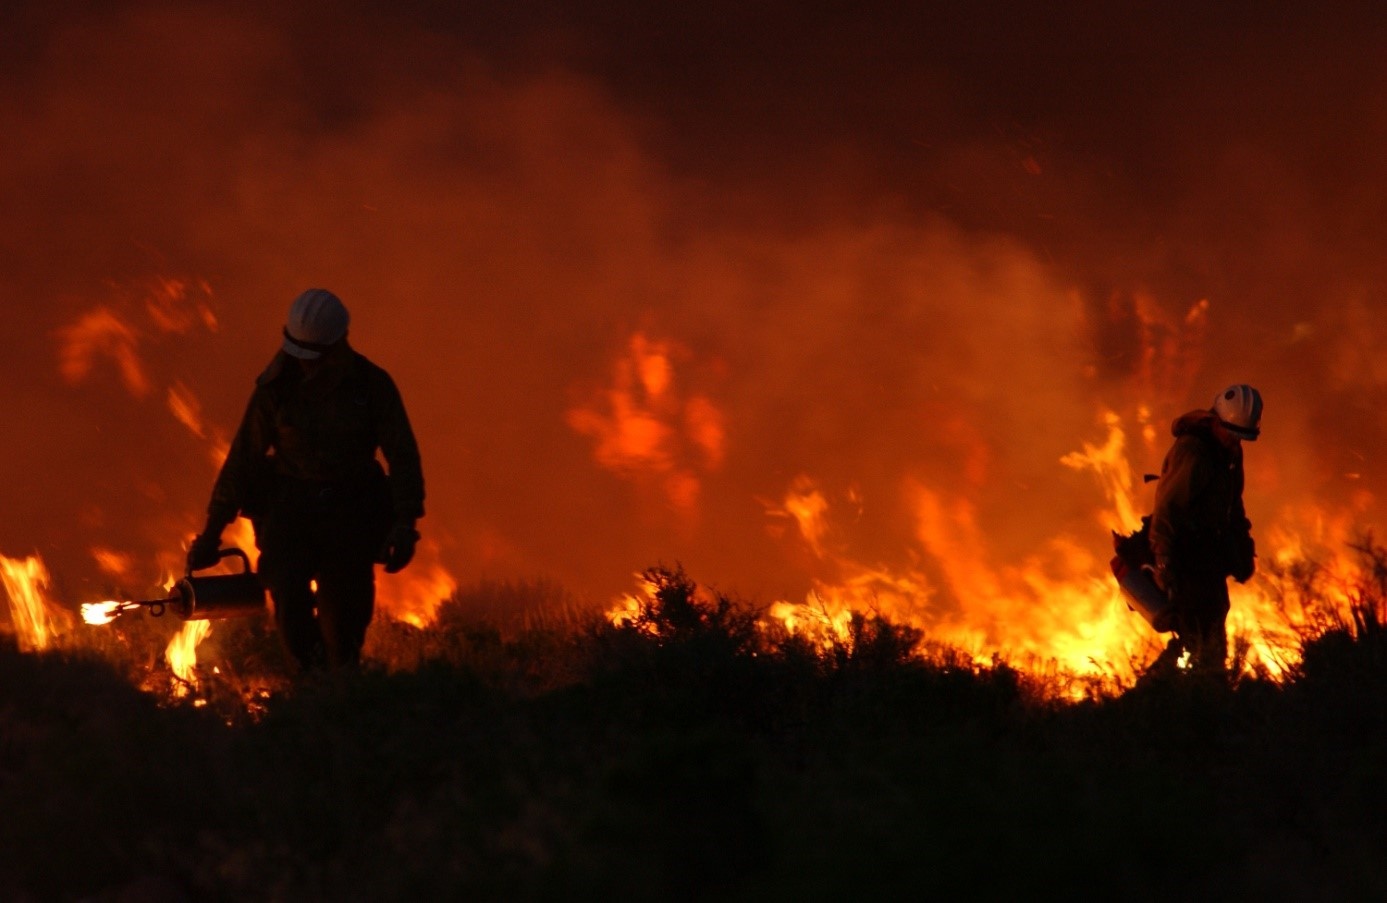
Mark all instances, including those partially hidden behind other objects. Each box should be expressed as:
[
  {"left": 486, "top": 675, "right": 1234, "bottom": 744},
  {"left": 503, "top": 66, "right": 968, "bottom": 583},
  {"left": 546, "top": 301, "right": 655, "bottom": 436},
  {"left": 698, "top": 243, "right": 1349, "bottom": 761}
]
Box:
[
  {"left": 313, "top": 517, "right": 378, "bottom": 669},
  {"left": 257, "top": 512, "right": 324, "bottom": 671},
  {"left": 1145, "top": 634, "right": 1188, "bottom": 679},
  {"left": 1189, "top": 580, "right": 1231, "bottom": 675},
  {"left": 1169, "top": 572, "right": 1230, "bottom": 675},
  {"left": 272, "top": 580, "right": 322, "bottom": 670}
]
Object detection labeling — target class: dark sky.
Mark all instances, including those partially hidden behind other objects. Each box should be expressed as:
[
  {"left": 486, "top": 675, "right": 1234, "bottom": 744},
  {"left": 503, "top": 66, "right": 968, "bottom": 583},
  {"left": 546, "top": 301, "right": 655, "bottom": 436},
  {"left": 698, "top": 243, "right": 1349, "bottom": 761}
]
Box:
[{"left": 3, "top": 1, "right": 1386, "bottom": 644}]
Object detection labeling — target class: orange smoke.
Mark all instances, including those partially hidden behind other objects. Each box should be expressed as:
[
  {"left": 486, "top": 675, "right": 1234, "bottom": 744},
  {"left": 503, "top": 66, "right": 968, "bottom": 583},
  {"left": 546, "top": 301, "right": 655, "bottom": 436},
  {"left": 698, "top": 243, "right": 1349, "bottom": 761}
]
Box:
[{"left": 9, "top": 4, "right": 1387, "bottom": 702}]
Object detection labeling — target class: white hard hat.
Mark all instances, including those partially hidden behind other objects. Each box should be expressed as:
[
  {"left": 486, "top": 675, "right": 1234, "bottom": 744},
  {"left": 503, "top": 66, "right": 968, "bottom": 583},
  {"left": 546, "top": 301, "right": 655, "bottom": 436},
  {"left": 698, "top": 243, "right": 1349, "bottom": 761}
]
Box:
[
  {"left": 1212, "top": 384, "right": 1263, "bottom": 441},
  {"left": 282, "top": 289, "right": 349, "bottom": 359}
]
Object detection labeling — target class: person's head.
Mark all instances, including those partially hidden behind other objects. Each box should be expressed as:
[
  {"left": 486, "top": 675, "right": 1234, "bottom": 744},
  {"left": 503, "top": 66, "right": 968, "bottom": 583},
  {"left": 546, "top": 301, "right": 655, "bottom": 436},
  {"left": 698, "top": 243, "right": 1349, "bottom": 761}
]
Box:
[
  {"left": 1211, "top": 383, "right": 1262, "bottom": 445},
  {"left": 282, "top": 289, "right": 349, "bottom": 369}
]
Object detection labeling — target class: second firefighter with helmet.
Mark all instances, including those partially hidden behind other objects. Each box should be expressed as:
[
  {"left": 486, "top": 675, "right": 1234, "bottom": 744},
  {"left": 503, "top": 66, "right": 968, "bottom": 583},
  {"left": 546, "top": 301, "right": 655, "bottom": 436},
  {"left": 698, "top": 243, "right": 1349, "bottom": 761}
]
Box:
[
  {"left": 188, "top": 289, "right": 424, "bottom": 671},
  {"left": 1146, "top": 383, "right": 1263, "bottom": 675}
]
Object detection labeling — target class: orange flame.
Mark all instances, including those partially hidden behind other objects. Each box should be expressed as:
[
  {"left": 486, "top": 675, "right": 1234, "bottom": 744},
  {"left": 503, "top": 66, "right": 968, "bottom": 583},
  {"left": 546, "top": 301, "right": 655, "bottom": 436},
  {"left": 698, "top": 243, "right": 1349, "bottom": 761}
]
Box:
[
  {"left": 141, "top": 276, "right": 217, "bottom": 335},
  {"left": 55, "top": 307, "right": 150, "bottom": 397},
  {"left": 376, "top": 537, "right": 459, "bottom": 628},
  {"left": 166, "top": 620, "right": 212, "bottom": 695},
  {"left": 81, "top": 600, "right": 129, "bottom": 626},
  {"left": 1059, "top": 410, "right": 1143, "bottom": 533},
  {"left": 747, "top": 410, "right": 1376, "bottom": 691},
  {"left": 567, "top": 332, "right": 725, "bottom": 515},
  {"left": 166, "top": 380, "right": 207, "bottom": 438},
  {"left": 776, "top": 475, "right": 832, "bottom": 558},
  {"left": 1, "top": 554, "right": 71, "bottom": 652},
  {"left": 605, "top": 572, "right": 663, "bottom": 635},
  {"left": 91, "top": 547, "right": 136, "bottom": 579}
]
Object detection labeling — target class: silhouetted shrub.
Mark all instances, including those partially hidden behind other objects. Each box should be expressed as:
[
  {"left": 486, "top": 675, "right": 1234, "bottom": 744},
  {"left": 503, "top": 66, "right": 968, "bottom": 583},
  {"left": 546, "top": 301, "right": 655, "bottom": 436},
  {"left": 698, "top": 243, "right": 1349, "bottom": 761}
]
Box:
[
  {"left": 9, "top": 551, "right": 1387, "bottom": 901},
  {"left": 828, "top": 611, "right": 924, "bottom": 671},
  {"left": 619, "top": 564, "right": 759, "bottom": 651}
]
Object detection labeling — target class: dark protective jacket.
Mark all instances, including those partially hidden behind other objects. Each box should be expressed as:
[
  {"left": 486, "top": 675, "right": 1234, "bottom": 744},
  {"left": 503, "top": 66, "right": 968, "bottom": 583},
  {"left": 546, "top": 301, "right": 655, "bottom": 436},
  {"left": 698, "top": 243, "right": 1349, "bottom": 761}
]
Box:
[
  {"left": 1149, "top": 409, "right": 1252, "bottom": 579},
  {"left": 205, "top": 343, "right": 424, "bottom": 530}
]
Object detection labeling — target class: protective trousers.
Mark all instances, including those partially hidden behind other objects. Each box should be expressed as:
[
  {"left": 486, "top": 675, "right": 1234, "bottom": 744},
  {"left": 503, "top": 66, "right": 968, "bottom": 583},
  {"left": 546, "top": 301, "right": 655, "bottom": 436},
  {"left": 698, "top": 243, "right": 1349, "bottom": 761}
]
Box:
[
  {"left": 1150, "top": 568, "right": 1230, "bottom": 677},
  {"left": 255, "top": 493, "right": 384, "bottom": 671}
]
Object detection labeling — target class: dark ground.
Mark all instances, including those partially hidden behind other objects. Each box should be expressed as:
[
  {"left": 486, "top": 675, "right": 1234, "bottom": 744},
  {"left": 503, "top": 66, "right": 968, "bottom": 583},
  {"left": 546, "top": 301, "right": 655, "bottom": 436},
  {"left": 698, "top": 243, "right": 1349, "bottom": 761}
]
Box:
[{"left": 2, "top": 566, "right": 1385, "bottom": 902}]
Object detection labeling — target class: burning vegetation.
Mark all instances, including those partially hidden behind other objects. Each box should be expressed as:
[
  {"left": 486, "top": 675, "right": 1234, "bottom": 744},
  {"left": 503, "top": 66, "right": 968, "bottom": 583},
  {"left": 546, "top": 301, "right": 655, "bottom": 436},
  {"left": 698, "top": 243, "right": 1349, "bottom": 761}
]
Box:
[
  {"left": 6, "top": 1, "right": 1387, "bottom": 897},
  {"left": 4, "top": 552, "right": 1387, "bottom": 899}
]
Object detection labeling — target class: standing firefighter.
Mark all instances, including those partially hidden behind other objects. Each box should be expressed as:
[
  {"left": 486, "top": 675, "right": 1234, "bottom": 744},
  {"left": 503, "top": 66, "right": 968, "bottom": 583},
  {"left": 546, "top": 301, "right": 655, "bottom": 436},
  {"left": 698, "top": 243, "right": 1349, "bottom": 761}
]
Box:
[
  {"left": 1146, "top": 384, "right": 1262, "bottom": 676},
  {"left": 187, "top": 289, "right": 425, "bottom": 670}
]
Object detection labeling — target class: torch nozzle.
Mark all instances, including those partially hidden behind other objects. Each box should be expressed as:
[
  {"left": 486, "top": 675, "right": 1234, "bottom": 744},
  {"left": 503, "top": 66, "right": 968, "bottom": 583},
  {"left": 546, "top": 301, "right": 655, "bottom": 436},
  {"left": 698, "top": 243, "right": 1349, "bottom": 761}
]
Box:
[
  {"left": 81, "top": 600, "right": 142, "bottom": 625},
  {"left": 80, "top": 596, "right": 174, "bottom": 625}
]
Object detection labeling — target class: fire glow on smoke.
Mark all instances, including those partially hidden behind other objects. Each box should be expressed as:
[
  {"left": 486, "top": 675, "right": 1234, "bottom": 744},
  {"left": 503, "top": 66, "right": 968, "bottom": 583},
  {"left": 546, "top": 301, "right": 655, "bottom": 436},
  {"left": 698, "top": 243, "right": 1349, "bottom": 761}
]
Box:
[
  {"left": 0, "top": 278, "right": 1379, "bottom": 696},
  {"left": 4, "top": 4, "right": 1387, "bottom": 698},
  {"left": 0, "top": 366, "right": 1377, "bottom": 696}
]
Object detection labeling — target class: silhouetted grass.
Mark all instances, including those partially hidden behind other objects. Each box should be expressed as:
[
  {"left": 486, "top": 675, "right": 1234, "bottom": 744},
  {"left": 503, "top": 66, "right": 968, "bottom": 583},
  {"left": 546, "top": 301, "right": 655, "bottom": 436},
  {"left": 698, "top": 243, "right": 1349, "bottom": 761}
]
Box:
[{"left": 4, "top": 557, "right": 1387, "bottom": 901}]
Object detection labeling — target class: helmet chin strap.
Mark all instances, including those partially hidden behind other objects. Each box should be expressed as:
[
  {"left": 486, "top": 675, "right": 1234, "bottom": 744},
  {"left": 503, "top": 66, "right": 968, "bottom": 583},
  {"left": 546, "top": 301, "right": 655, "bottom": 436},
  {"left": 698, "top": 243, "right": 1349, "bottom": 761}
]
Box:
[
  {"left": 1216, "top": 418, "right": 1259, "bottom": 441},
  {"left": 282, "top": 327, "right": 334, "bottom": 356}
]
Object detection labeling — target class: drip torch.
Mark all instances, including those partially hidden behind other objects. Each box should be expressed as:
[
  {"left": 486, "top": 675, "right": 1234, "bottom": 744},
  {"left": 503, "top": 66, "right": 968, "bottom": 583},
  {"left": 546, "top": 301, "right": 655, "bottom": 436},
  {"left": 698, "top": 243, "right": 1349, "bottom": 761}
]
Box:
[
  {"left": 83, "top": 548, "right": 267, "bottom": 624},
  {"left": 1109, "top": 474, "right": 1175, "bottom": 633}
]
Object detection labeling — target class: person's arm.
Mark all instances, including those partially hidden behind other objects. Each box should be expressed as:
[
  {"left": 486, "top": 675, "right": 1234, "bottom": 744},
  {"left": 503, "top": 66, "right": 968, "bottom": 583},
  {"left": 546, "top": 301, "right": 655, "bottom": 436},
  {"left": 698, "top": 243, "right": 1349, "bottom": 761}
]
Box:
[
  {"left": 188, "top": 388, "right": 274, "bottom": 567},
  {"left": 372, "top": 370, "right": 424, "bottom": 572},
  {"left": 372, "top": 371, "right": 425, "bottom": 524},
  {"left": 1225, "top": 468, "right": 1255, "bottom": 582}
]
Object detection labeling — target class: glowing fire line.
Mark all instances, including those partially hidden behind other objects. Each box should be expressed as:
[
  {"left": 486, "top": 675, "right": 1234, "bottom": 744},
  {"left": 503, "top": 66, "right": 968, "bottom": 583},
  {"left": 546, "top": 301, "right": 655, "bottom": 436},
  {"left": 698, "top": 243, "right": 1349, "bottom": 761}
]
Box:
[{"left": 605, "top": 409, "right": 1375, "bottom": 691}]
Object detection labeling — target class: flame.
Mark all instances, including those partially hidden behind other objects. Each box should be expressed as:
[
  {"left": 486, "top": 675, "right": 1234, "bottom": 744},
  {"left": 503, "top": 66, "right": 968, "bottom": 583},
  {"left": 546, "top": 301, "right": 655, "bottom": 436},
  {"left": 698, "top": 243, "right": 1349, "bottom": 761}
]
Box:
[
  {"left": 376, "top": 537, "right": 458, "bottom": 628},
  {"left": 605, "top": 573, "right": 663, "bottom": 634},
  {"left": 55, "top": 307, "right": 150, "bottom": 397},
  {"left": 775, "top": 475, "right": 832, "bottom": 558},
  {"left": 166, "top": 381, "right": 207, "bottom": 438},
  {"left": 91, "top": 547, "right": 136, "bottom": 579},
  {"left": 1, "top": 554, "right": 70, "bottom": 651},
  {"left": 1059, "top": 410, "right": 1143, "bottom": 533},
  {"left": 81, "top": 600, "right": 128, "bottom": 626},
  {"left": 744, "top": 410, "right": 1378, "bottom": 691},
  {"left": 96, "top": 304, "right": 462, "bottom": 636},
  {"left": 222, "top": 519, "right": 259, "bottom": 570},
  {"left": 187, "top": 366, "right": 455, "bottom": 629},
  {"left": 166, "top": 620, "right": 212, "bottom": 694},
  {"left": 141, "top": 276, "right": 217, "bottom": 335},
  {"left": 28, "top": 270, "right": 1373, "bottom": 702},
  {"left": 567, "top": 331, "right": 725, "bottom": 515}
]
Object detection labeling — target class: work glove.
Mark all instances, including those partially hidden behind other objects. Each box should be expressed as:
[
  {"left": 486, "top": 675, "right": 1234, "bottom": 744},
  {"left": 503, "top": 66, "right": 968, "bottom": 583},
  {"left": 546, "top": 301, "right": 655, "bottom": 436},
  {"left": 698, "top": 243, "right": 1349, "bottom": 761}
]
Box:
[
  {"left": 186, "top": 531, "right": 223, "bottom": 572},
  {"left": 1227, "top": 532, "right": 1256, "bottom": 583},
  {"left": 379, "top": 522, "right": 419, "bottom": 574}
]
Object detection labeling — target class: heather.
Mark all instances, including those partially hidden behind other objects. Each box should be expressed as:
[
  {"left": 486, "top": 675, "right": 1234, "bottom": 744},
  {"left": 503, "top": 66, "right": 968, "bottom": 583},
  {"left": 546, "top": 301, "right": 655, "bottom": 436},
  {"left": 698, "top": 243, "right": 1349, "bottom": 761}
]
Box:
[{"left": 2, "top": 563, "right": 1385, "bottom": 901}]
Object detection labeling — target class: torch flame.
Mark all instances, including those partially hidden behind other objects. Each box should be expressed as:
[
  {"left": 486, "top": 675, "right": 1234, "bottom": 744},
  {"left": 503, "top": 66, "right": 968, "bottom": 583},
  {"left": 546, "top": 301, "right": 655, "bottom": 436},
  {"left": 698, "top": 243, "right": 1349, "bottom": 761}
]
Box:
[{"left": 81, "top": 600, "right": 128, "bottom": 626}]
